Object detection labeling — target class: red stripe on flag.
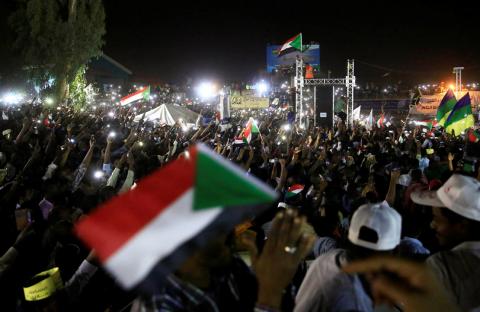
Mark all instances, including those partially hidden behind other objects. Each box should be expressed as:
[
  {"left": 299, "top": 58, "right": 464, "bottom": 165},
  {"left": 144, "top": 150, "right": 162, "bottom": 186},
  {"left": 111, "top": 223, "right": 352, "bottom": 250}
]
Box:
[
  {"left": 288, "top": 184, "right": 304, "bottom": 192},
  {"left": 76, "top": 147, "right": 197, "bottom": 262},
  {"left": 121, "top": 86, "right": 148, "bottom": 102}
]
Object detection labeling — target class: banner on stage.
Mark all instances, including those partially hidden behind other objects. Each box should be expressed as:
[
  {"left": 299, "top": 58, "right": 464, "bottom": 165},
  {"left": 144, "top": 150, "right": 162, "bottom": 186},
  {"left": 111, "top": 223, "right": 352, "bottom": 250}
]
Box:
[
  {"left": 229, "top": 91, "right": 269, "bottom": 109},
  {"left": 415, "top": 91, "right": 480, "bottom": 115}
]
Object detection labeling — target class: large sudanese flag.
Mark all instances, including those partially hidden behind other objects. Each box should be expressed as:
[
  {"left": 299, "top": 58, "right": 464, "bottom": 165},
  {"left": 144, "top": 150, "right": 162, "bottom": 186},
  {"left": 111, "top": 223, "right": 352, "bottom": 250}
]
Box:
[
  {"left": 120, "top": 86, "right": 151, "bottom": 106},
  {"left": 445, "top": 92, "right": 475, "bottom": 136},
  {"left": 278, "top": 33, "right": 303, "bottom": 56},
  {"left": 436, "top": 89, "right": 457, "bottom": 126},
  {"left": 75, "top": 143, "right": 277, "bottom": 292}
]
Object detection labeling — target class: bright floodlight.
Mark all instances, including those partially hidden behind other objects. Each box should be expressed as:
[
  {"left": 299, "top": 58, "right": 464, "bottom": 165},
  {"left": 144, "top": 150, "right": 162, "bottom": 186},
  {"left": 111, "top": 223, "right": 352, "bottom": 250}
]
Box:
[
  {"left": 196, "top": 82, "right": 217, "bottom": 99},
  {"left": 256, "top": 81, "right": 268, "bottom": 94},
  {"left": 2, "top": 92, "right": 23, "bottom": 104},
  {"left": 108, "top": 111, "right": 115, "bottom": 118},
  {"left": 283, "top": 124, "right": 290, "bottom": 131},
  {"left": 449, "top": 84, "right": 455, "bottom": 90}
]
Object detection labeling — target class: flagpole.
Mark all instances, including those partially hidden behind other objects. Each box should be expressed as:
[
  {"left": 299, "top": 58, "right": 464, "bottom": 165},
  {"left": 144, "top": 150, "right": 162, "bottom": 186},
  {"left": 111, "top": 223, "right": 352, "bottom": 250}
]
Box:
[{"left": 300, "top": 32, "right": 303, "bottom": 52}]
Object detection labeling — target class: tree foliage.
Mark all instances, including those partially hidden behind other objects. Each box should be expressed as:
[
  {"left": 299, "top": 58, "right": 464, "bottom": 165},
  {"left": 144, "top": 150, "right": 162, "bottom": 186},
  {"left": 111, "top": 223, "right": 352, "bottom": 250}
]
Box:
[
  {"left": 9, "top": 0, "right": 105, "bottom": 101},
  {"left": 69, "top": 65, "right": 87, "bottom": 111}
]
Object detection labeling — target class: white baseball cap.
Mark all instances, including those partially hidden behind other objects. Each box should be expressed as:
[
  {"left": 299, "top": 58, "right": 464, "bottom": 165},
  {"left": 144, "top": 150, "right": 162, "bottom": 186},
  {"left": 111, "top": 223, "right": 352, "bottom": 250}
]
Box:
[
  {"left": 348, "top": 201, "right": 402, "bottom": 251},
  {"left": 411, "top": 174, "right": 480, "bottom": 222},
  {"left": 397, "top": 174, "right": 411, "bottom": 187}
]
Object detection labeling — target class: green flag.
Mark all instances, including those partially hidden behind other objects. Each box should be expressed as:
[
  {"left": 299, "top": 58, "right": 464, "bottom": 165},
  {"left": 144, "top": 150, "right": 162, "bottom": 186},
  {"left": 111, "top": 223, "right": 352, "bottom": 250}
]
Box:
[
  {"left": 445, "top": 93, "right": 475, "bottom": 136},
  {"left": 436, "top": 89, "right": 457, "bottom": 126}
]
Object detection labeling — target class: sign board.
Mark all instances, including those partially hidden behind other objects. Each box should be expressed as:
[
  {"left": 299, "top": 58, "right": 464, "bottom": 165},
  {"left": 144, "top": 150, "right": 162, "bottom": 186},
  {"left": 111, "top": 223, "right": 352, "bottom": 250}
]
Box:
[
  {"left": 320, "top": 112, "right": 327, "bottom": 118},
  {"left": 266, "top": 44, "right": 320, "bottom": 73},
  {"left": 229, "top": 91, "right": 269, "bottom": 110},
  {"left": 415, "top": 91, "right": 480, "bottom": 115}
]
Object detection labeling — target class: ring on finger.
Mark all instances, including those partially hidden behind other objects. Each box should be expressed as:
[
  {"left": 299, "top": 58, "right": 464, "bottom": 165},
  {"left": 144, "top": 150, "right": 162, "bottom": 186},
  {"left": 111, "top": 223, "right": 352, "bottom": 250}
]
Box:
[{"left": 284, "top": 245, "right": 297, "bottom": 254}]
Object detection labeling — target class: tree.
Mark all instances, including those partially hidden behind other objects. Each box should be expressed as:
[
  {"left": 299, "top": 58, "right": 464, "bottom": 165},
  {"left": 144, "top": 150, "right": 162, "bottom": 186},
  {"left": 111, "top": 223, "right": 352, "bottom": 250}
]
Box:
[
  {"left": 69, "top": 65, "right": 98, "bottom": 112},
  {"left": 9, "top": 0, "right": 105, "bottom": 102},
  {"left": 69, "top": 65, "right": 87, "bottom": 111}
]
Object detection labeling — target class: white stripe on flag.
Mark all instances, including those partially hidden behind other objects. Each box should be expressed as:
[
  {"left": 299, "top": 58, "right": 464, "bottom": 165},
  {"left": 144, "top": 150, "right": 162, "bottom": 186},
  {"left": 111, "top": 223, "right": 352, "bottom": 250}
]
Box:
[
  {"left": 105, "top": 189, "right": 222, "bottom": 289},
  {"left": 121, "top": 92, "right": 144, "bottom": 106}
]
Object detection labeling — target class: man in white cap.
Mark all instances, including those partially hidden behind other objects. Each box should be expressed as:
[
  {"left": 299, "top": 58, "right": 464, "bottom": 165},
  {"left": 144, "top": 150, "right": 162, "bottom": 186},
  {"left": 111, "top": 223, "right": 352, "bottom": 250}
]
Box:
[
  {"left": 294, "top": 201, "right": 402, "bottom": 312},
  {"left": 411, "top": 174, "right": 480, "bottom": 311}
]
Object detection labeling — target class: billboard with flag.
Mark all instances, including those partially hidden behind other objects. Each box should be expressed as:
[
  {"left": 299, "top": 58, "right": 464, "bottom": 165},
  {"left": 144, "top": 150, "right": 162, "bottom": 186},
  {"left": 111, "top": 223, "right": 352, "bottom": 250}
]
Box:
[{"left": 266, "top": 43, "right": 320, "bottom": 73}]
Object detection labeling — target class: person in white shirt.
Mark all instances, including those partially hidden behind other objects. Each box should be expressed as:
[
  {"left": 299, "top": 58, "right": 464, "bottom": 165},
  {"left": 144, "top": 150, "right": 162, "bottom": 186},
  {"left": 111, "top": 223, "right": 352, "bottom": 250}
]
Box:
[
  {"left": 411, "top": 174, "right": 480, "bottom": 311},
  {"left": 295, "top": 201, "right": 402, "bottom": 312}
]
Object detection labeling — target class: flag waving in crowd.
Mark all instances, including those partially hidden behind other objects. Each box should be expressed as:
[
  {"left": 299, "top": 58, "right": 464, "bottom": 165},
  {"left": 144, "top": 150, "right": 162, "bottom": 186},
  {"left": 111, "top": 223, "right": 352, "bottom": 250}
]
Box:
[
  {"left": 445, "top": 92, "right": 475, "bottom": 135},
  {"left": 366, "top": 109, "right": 374, "bottom": 130},
  {"left": 76, "top": 143, "right": 276, "bottom": 291},
  {"left": 352, "top": 106, "right": 361, "bottom": 121},
  {"left": 234, "top": 117, "right": 260, "bottom": 144},
  {"left": 468, "top": 128, "right": 480, "bottom": 143},
  {"left": 120, "top": 86, "right": 151, "bottom": 106},
  {"left": 416, "top": 120, "right": 437, "bottom": 130},
  {"left": 436, "top": 89, "right": 457, "bottom": 126},
  {"left": 376, "top": 113, "right": 385, "bottom": 128}
]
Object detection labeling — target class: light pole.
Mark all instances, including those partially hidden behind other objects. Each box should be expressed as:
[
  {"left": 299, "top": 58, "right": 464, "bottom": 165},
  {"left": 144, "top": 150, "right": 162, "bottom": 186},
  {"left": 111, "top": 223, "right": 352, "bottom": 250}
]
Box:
[{"left": 453, "top": 67, "right": 464, "bottom": 96}]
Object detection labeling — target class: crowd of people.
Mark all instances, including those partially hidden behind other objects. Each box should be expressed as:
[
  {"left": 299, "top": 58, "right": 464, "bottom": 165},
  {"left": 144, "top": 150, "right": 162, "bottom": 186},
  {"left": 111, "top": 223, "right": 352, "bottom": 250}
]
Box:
[{"left": 0, "top": 99, "right": 479, "bottom": 312}]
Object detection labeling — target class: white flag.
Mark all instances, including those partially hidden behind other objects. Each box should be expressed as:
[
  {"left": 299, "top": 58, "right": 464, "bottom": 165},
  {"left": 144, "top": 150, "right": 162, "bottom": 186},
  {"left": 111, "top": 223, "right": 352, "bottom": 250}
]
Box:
[
  {"left": 2, "top": 111, "right": 8, "bottom": 120},
  {"left": 366, "top": 109, "right": 373, "bottom": 130},
  {"left": 352, "top": 106, "right": 361, "bottom": 121}
]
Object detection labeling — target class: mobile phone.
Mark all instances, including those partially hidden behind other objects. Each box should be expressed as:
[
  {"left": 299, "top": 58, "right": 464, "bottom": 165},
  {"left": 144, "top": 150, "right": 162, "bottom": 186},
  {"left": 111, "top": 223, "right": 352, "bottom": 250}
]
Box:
[{"left": 15, "top": 209, "right": 31, "bottom": 231}]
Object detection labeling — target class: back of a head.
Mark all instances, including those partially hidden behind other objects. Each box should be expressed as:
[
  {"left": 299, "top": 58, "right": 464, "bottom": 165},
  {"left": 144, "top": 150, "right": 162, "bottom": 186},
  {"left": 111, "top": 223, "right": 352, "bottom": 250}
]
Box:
[
  {"left": 348, "top": 201, "right": 402, "bottom": 256},
  {"left": 411, "top": 168, "right": 423, "bottom": 182}
]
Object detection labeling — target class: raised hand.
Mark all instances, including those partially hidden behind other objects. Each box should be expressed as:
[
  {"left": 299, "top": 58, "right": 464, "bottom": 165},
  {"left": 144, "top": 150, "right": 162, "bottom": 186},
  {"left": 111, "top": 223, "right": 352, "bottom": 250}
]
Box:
[
  {"left": 343, "top": 257, "right": 461, "bottom": 312},
  {"left": 89, "top": 135, "right": 96, "bottom": 148},
  {"left": 252, "top": 210, "right": 315, "bottom": 309}
]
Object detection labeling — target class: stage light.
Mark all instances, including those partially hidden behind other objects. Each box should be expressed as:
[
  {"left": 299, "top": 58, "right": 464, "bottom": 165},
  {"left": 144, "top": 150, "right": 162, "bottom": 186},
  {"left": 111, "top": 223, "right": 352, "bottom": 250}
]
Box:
[
  {"left": 196, "top": 82, "right": 217, "bottom": 99},
  {"left": 2, "top": 92, "right": 23, "bottom": 104},
  {"left": 256, "top": 80, "right": 269, "bottom": 95}
]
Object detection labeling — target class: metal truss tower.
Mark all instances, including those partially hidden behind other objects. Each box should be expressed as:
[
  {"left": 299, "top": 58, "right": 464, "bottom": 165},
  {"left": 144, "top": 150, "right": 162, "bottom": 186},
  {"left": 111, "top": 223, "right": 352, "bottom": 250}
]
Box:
[
  {"left": 452, "top": 66, "right": 464, "bottom": 95},
  {"left": 346, "top": 59, "right": 356, "bottom": 126},
  {"left": 300, "top": 59, "right": 356, "bottom": 127},
  {"left": 294, "top": 57, "right": 305, "bottom": 127}
]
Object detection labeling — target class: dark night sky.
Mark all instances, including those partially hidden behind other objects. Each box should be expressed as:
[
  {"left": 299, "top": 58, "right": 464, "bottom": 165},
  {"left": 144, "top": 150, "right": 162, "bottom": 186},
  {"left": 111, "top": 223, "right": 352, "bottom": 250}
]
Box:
[{"left": 2, "top": 0, "right": 480, "bottom": 84}]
